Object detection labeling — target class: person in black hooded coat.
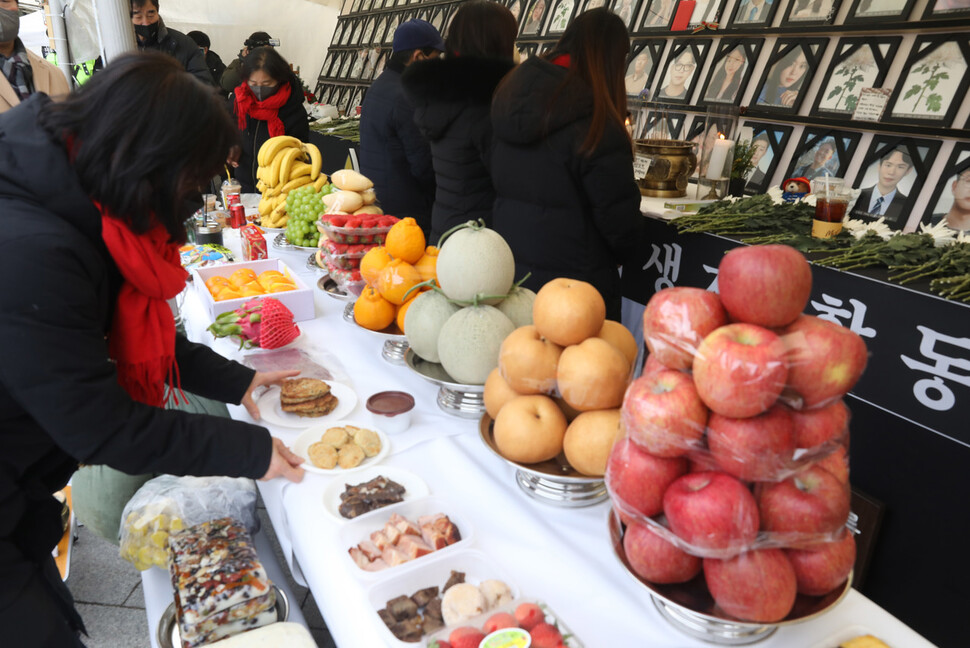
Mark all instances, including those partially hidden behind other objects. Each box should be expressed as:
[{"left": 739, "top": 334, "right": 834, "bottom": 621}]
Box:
[
  {"left": 402, "top": 0, "right": 518, "bottom": 246},
  {"left": 490, "top": 9, "right": 643, "bottom": 319}
]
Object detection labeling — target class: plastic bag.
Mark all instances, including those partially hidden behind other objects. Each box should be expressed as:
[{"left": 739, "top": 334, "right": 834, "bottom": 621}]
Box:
[
  {"left": 242, "top": 345, "right": 349, "bottom": 385},
  {"left": 119, "top": 475, "right": 258, "bottom": 571}
]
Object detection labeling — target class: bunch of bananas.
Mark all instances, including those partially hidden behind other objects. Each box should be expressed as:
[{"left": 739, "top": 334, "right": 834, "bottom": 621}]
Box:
[{"left": 255, "top": 136, "right": 328, "bottom": 228}]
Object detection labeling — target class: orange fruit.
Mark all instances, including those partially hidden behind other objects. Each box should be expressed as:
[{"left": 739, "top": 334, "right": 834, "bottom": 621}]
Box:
[
  {"left": 385, "top": 217, "right": 426, "bottom": 264},
  {"left": 360, "top": 246, "right": 393, "bottom": 286},
  {"left": 241, "top": 286, "right": 266, "bottom": 297},
  {"left": 413, "top": 245, "right": 438, "bottom": 282},
  {"left": 205, "top": 275, "right": 232, "bottom": 290},
  {"left": 258, "top": 270, "right": 285, "bottom": 281},
  {"left": 214, "top": 286, "right": 243, "bottom": 302},
  {"left": 229, "top": 268, "right": 258, "bottom": 287},
  {"left": 395, "top": 291, "right": 420, "bottom": 331},
  {"left": 354, "top": 285, "right": 396, "bottom": 331},
  {"left": 258, "top": 274, "right": 293, "bottom": 290},
  {"left": 268, "top": 283, "right": 295, "bottom": 293},
  {"left": 242, "top": 281, "right": 266, "bottom": 294},
  {"left": 377, "top": 258, "right": 422, "bottom": 305}
]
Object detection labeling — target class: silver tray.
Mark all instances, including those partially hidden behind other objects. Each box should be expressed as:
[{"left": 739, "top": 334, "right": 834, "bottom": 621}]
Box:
[
  {"left": 607, "top": 512, "right": 852, "bottom": 645},
  {"left": 271, "top": 232, "right": 317, "bottom": 252},
  {"left": 317, "top": 274, "right": 354, "bottom": 302},
  {"left": 306, "top": 251, "right": 325, "bottom": 273},
  {"left": 342, "top": 302, "right": 409, "bottom": 364},
  {"left": 479, "top": 414, "right": 608, "bottom": 507},
  {"left": 157, "top": 585, "right": 289, "bottom": 648},
  {"left": 404, "top": 348, "right": 485, "bottom": 419}
]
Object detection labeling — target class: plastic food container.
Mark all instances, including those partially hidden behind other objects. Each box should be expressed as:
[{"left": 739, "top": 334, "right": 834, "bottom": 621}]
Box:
[
  {"left": 318, "top": 214, "right": 398, "bottom": 245},
  {"left": 425, "top": 598, "right": 584, "bottom": 648},
  {"left": 321, "top": 243, "right": 372, "bottom": 271},
  {"left": 367, "top": 391, "right": 415, "bottom": 434},
  {"left": 192, "top": 258, "right": 315, "bottom": 322}
]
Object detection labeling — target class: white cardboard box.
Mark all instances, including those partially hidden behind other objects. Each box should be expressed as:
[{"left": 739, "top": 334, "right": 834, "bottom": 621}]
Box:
[{"left": 192, "top": 258, "right": 315, "bottom": 322}]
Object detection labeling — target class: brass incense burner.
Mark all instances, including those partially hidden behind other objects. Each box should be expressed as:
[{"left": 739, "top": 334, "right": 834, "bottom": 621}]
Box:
[{"left": 635, "top": 139, "right": 697, "bottom": 198}]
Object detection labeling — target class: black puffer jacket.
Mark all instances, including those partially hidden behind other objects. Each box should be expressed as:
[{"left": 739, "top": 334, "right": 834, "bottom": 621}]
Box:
[
  {"left": 403, "top": 56, "right": 515, "bottom": 246},
  {"left": 232, "top": 77, "right": 310, "bottom": 193},
  {"left": 0, "top": 96, "right": 272, "bottom": 626},
  {"left": 137, "top": 18, "right": 213, "bottom": 86},
  {"left": 490, "top": 57, "right": 643, "bottom": 319}
]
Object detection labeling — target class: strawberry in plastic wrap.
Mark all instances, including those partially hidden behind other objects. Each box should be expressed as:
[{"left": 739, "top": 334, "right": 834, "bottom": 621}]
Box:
[{"left": 207, "top": 297, "right": 300, "bottom": 349}]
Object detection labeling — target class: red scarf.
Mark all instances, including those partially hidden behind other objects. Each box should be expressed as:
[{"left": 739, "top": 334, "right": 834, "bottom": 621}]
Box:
[
  {"left": 233, "top": 82, "right": 292, "bottom": 137},
  {"left": 551, "top": 54, "right": 571, "bottom": 69},
  {"left": 99, "top": 206, "right": 188, "bottom": 407}
]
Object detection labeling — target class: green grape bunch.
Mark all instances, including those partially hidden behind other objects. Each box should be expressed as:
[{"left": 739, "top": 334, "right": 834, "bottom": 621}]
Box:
[{"left": 284, "top": 183, "right": 333, "bottom": 247}]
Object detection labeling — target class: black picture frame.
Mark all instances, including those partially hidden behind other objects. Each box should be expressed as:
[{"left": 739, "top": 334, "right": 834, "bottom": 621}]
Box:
[
  {"left": 517, "top": 41, "right": 540, "bottom": 62},
  {"left": 844, "top": 0, "right": 916, "bottom": 23},
  {"left": 752, "top": 38, "right": 828, "bottom": 114},
  {"left": 383, "top": 14, "right": 400, "bottom": 45},
  {"left": 612, "top": 0, "right": 645, "bottom": 30},
  {"left": 922, "top": 143, "right": 970, "bottom": 233},
  {"left": 361, "top": 17, "right": 377, "bottom": 44},
  {"left": 684, "top": 114, "right": 707, "bottom": 143},
  {"left": 884, "top": 34, "right": 970, "bottom": 127},
  {"left": 350, "top": 49, "right": 368, "bottom": 80},
  {"left": 654, "top": 39, "right": 712, "bottom": 104},
  {"left": 785, "top": 128, "right": 862, "bottom": 183},
  {"left": 543, "top": 0, "right": 580, "bottom": 34},
  {"left": 848, "top": 137, "right": 942, "bottom": 231},
  {"left": 636, "top": 0, "right": 676, "bottom": 31},
  {"left": 729, "top": 0, "right": 781, "bottom": 26},
  {"left": 737, "top": 121, "right": 794, "bottom": 195},
  {"left": 636, "top": 109, "right": 686, "bottom": 140},
  {"left": 625, "top": 39, "right": 665, "bottom": 101},
  {"left": 372, "top": 16, "right": 388, "bottom": 45},
  {"left": 921, "top": 0, "right": 970, "bottom": 20},
  {"left": 699, "top": 39, "right": 763, "bottom": 106},
  {"left": 508, "top": 0, "right": 524, "bottom": 23},
  {"left": 521, "top": 0, "right": 552, "bottom": 36},
  {"left": 685, "top": 0, "right": 727, "bottom": 28},
  {"left": 811, "top": 37, "right": 901, "bottom": 118},
  {"left": 782, "top": 0, "right": 844, "bottom": 25}
]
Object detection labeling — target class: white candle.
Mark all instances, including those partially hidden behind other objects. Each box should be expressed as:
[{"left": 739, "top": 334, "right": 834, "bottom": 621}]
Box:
[{"left": 706, "top": 137, "right": 735, "bottom": 181}]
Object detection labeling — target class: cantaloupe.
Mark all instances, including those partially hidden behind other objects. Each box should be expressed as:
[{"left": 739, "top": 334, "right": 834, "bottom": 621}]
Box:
[
  {"left": 436, "top": 221, "right": 515, "bottom": 305},
  {"left": 403, "top": 290, "right": 460, "bottom": 363},
  {"left": 497, "top": 286, "right": 536, "bottom": 328},
  {"left": 437, "top": 305, "right": 515, "bottom": 385}
]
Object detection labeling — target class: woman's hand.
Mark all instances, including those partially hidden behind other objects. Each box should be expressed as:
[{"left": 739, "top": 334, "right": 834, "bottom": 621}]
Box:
[
  {"left": 242, "top": 369, "right": 300, "bottom": 421},
  {"left": 781, "top": 90, "right": 799, "bottom": 107},
  {"left": 260, "top": 437, "right": 305, "bottom": 482},
  {"left": 227, "top": 144, "right": 241, "bottom": 169}
]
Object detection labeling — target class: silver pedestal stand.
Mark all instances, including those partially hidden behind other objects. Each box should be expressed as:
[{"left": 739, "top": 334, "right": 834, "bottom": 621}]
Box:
[
  {"left": 403, "top": 349, "right": 485, "bottom": 419},
  {"left": 342, "top": 302, "right": 409, "bottom": 364}
]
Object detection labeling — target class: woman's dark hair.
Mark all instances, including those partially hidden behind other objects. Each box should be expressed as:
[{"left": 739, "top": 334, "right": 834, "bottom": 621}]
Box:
[
  {"left": 445, "top": 0, "right": 518, "bottom": 60},
  {"left": 544, "top": 8, "right": 629, "bottom": 155},
  {"left": 242, "top": 46, "right": 294, "bottom": 85},
  {"left": 388, "top": 46, "right": 439, "bottom": 70},
  {"left": 762, "top": 47, "right": 806, "bottom": 105},
  {"left": 38, "top": 52, "right": 238, "bottom": 242}
]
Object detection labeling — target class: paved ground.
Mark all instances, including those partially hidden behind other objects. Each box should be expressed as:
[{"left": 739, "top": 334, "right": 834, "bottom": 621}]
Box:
[{"left": 67, "top": 500, "right": 337, "bottom": 648}]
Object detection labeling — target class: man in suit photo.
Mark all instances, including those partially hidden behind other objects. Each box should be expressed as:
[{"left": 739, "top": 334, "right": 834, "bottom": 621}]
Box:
[
  {"left": 735, "top": 0, "right": 772, "bottom": 22},
  {"left": 850, "top": 148, "right": 913, "bottom": 230}
]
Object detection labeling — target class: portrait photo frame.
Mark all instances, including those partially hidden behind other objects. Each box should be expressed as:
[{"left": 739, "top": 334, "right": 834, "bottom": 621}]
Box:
[
  {"left": 579, "top": 0, "right": 610, "bottom": 16},
  {"left": 843, "top": 0, "right": 916, "bottom": 23},
  {"left": 383, "top": 14, "right": 401, "bottom": 45},
  {"left": 699, "top": 39, "right": 763, "bottom": 106},
  {"left": 729, "top": 0, "right": 781, "bottom": 25},
  {"left": 782, "top": 0, "right": 844, "bottom": 25},
  {"left": 686, "top": 0, "right": 728, "bottom": 28},
  {"left": 545, "top": 0, "right": 582, "bottom": 34},
  {"left": 922, "top": 143, "right": 970, "bottom": 233},
  {"left": 811, "top": 36, "right": 901, "bottom": 118},
  {"left": 611, "top": 0, "right": 645, "bottom": 30},
  {"left": 752, "top": 38, "right": 828, "bottom": 114},
  {"left": 921, "top": 0, "right": 970, "bottom": 20},
  {"left": 517, "top": 41, "right": 540, "bottom": 62},
  {"left": 737, "top": 121, "right": 794, "bottom": 194},
  {"left": 848, "top": 136, "right": 942, "bottom": 231},
  {"left": 884, "top": 34, "right": 970, "bottom": 127},
  {"left": 653, "top": 39, "right": 712, "bottom": 105},
  {"left": 635, "top": 109, "right": 686, "bottom": 140},
  {"left": 636, "top": 0, "right": 677, "bottom": 32},
  {"left": 508, "top": 0, "right": 524, "bottom": 23},
  {"left": 785, "top": 128, "right": 862, "bottom": 183},
  {"left": 625, "top": 39, "right": 665, "bottom": 101},
  {"left": 520, "top": 0, "right": 552, "bottom": 36}
]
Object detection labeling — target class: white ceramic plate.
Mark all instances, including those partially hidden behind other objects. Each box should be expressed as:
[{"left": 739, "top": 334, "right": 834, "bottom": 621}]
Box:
[
  {"left": 322, "top": 466, "right": 429, "bottom": 522},
  {"left": 291, "top": 420, "right": 389, "bottom": 475},
  {"left": 256, "top": 382, "right": 358, "bottom": 429}
]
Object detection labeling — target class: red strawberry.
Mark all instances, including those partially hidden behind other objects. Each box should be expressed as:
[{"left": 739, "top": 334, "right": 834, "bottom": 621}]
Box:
[
  {"left": 515, "top": 602, "right": 544, "bottom": 631},
  {"left": 529, "top": 622, "right": 564, "bottom": 648},
  {"left": 254, "top": 298, "right": 300, "bottom": 349},
  {"left": 327, "top": 215, "right": 348, "bottom": 227},
  {"left": 483, "top": 612, "right": 518, "bottom": 634},
  {"left": 345, "top": 216, "right": 363, "bottom": 229},
  {"left": 448, "top": 627, "right": 485, "bottom": 648}
]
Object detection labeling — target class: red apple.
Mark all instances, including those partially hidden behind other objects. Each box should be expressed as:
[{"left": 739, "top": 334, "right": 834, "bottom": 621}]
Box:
[
  {"left": 786, "top": 529, "right": 856, "bottom": 596},
  {"left": 758, "top": 465, "right": 851, "bottom": 537},
  {"left": 642, "top": 352, "right": 667, "bottom": 377},
  {"left": 782, "top": 315, "right": 868, "bottom": 409},
  {"left": 692, "top": 323, "right": 788, "bottom": 418},
  {"left": 606, "top": 437, "right": 687, "bottom": 519},
  {"left": 704, "top": 548, "right": 798, "bottom": 622},
  {"left": 791, "top": 399, "right": 850, "bottom": 448},
  {"left": 708, "top": 404, "right": 796, "bottom": 482},
  {"left": 815, "top": 447, "right": 850, "bottom": 484},
  {"left": 622, "top": 370, "right": 708, "bottom": 457},
  {"left": 717, "top": 244, "right": 812, "bottom": 328},
  {"left": 662, "top": 471, "right": 759, "bottom": 552},
  {"left": 642, "top": 287, "right": 728, "bottom": 370},
  {"left": 624, "top": 520, "right": 702, "bottom": 584},
  {"left": 687, "top": 450, "right": 720, "bottom": 473}
]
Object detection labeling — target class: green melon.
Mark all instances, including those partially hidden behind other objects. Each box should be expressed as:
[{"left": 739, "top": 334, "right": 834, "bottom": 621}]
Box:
[
  {"left": 436, "top": 222, "right": 515, "bottom": 305},
  {"left": 403, "top": 290, "right": 461, "bottom": 363},
  {"left": 497, "top": 286, "right": 536, "bottom": 328},
  {"left": 437, "top": 305, "right": 515, "bottom": 385}
]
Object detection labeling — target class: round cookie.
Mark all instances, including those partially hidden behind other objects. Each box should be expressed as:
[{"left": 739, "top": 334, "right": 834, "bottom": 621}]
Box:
[
  {"left": 308, "top": 442, "right": 338, "bottom": 469},
  {"left": 353, "top": 427, "right": 382, "bottom": 458},
  {"left": 337, "top": 442, "right": 366, "bottom": 469},
  {"left": 320, "top": 426, "right": 350, "bottom": 448}
]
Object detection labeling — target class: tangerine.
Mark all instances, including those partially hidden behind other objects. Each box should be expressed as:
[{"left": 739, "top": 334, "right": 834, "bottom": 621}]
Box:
[
  {"left": 413, "top": 245, "right": 439, "bottom": 282},
  {"left": 385, "top": 217, "right": 426, "bottom": 264},
  {"left": 360, "top": 246, "right": 392, "bottom": 286},
  {"left": 395, "top": 291, "right": 419, "bottom": 332},
  {"left": 268, "top": 283, "right": 295, "bottom": 293},
  {"left": 377, "top": 259, "right": 422, "bottom": 306},
  {"left": 354, "top": 285, "right": 396, "bottom": 331},
  {"left": 214, "top": 286, "right": 243, "bottom": 302},
  {"left": 229, "top": 268, "right": 258, "bottom": 287}
]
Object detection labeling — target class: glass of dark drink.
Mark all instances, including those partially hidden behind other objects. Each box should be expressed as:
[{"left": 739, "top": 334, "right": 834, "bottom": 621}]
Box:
[{"left": 811, "top": 178, "right": 849, "bottom": 239}]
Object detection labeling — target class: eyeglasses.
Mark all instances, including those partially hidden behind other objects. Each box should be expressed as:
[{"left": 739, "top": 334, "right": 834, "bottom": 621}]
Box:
[{"left": 672, "top": 63, "right": 696, "bottom": 72}]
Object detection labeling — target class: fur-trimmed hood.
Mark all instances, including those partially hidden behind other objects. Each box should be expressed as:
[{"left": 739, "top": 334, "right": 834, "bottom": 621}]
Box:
[{"left": 403, "top": 56, "right": 516, "bottom": 141}]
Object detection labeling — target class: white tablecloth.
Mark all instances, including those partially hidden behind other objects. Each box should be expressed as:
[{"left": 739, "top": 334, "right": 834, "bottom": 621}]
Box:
[{"left": 174, "top": 232, "right": 937, "bottom": 648}]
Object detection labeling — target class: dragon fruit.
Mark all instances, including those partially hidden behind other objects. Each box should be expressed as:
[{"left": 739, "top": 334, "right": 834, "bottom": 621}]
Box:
[{"left": 207, "top": 297, "right": 300, "bottom": 349}]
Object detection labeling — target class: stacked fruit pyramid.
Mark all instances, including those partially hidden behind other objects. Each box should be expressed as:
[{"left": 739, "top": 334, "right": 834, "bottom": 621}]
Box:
[
  {"left": 254, "top": 135, "right": 329, "bottom": 230},
  {"left": 607, "top": 245, "right": 867, "bottom": 623}
]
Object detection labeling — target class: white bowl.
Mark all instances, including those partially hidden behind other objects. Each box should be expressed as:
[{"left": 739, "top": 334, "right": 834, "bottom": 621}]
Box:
[{"left": 322, "top": 466, "right": 430, "bottom": 522}]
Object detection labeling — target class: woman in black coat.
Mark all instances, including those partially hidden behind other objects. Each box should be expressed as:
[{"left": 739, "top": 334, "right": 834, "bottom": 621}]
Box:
[
  {"left": 231, "top": 47, "right": 310, "bottom": 193},
  {"left": 402, "top": 0, "right": 518, "bottom": 245},
  {"left": 0, "top": 53, "right": 303, "bottom": 646},
  {"left": 490, "top": 9, "right": 644, "bottom": 319}
]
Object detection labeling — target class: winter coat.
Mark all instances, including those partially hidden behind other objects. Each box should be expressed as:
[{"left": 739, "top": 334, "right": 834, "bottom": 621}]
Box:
[
  {"left": 232, "top": 77, "right": 311, "bottom": 193},
  {"left": 205, "top": 49, "right": 227, "bottom": 89},
  {"left": 136, "top": 18, "right": 213, "bottom": 86},
  {"left": 402, "top": 56, "right": 515, "bottom": 246},
  {"left": 490, "top": 57, "right": 644, "bottom": 319},
  {"left": 359, "top": 65, "right": 436, "bottom": 234},
  {"left": 0, "top": 44, "right": 70, "bottom": 113},
  {"left": 0, "top": 96, "right": 272, "bottom": 627}
]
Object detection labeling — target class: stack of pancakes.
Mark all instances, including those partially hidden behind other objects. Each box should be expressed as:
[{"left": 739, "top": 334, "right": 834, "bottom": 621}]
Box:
[{"left": 280, "top": 378, "right": 339, "bottom": 417}]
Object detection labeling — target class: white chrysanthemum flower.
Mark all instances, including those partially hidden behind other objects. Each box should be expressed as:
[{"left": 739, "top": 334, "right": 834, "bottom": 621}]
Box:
[
  {"left": 844, "top": 216, "right": 895, "bottom": 240},
  {"left": 917, "top": 220, "right": 959, "bottom": 247},
  {"left": 766, "top": 185, "right": 786, "bottom": 205}
]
